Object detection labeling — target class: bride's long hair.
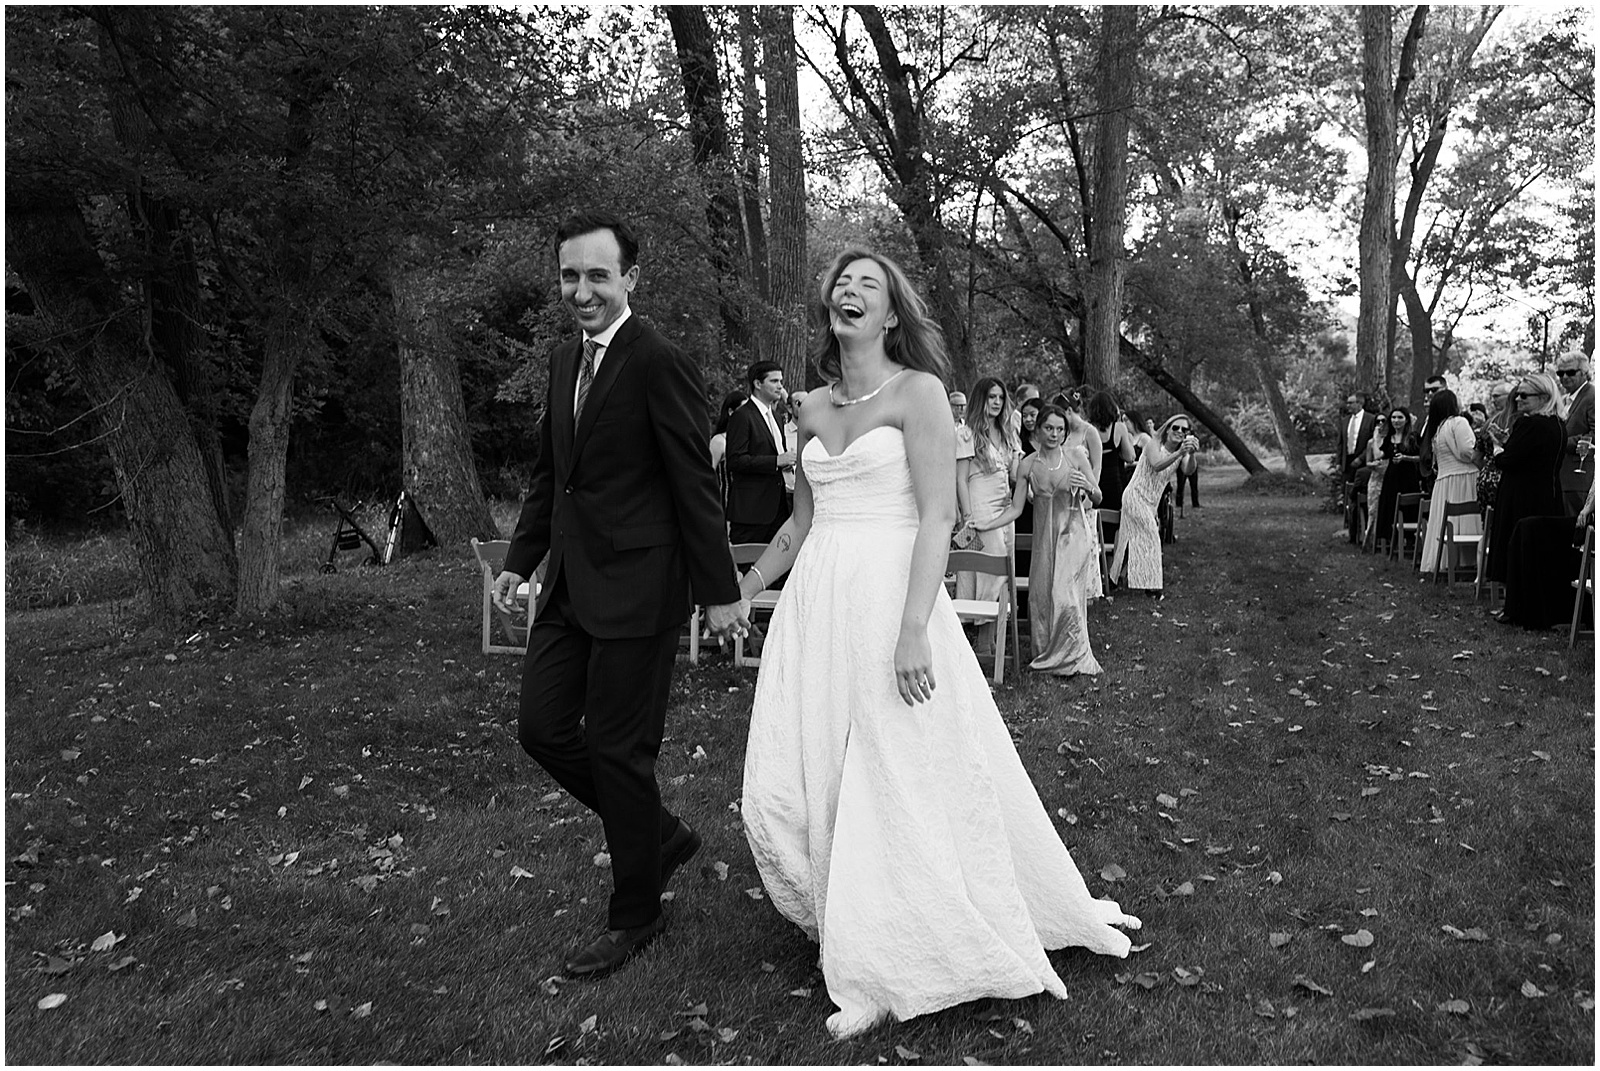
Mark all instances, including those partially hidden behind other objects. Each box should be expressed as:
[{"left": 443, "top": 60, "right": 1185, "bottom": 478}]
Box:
[{"left": 810, "top": 247, "right": 951, "bottom": 383}]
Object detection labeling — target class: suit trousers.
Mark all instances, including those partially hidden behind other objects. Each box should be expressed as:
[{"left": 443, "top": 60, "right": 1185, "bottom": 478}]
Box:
[{"left": 518, "top": 575, "right": 682, "bottom": 929}]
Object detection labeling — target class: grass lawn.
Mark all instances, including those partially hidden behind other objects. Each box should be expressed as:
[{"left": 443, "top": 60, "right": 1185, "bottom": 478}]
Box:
[{"left": 5, "top": 472, "right": 1594, "bottom": 1065}]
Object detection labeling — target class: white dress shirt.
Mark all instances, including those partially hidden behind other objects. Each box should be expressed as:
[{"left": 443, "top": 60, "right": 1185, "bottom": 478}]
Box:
[{"left": 751, "top": 396, "right": 785, "bottom": 453}]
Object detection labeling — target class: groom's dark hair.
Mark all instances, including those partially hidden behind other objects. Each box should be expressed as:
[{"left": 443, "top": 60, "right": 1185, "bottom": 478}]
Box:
[{"left": 554, "top": 211, "right": 640, "bottom": 271}]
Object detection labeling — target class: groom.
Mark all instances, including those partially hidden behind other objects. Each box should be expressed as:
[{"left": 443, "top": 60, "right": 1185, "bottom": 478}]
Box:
[{"left": 494, "top": 211, "right": 748, "bottom": 978}]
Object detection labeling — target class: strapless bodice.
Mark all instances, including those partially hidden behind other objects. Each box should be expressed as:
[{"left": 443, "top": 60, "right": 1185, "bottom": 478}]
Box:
[{"left": 801, "top": 425, "right": 920, "bottom": 531}]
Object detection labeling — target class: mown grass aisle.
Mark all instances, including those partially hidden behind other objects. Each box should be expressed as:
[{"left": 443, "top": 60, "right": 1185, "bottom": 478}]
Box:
[{"left": 5, "top": 478, "right": 1593, "bottom": 1064}]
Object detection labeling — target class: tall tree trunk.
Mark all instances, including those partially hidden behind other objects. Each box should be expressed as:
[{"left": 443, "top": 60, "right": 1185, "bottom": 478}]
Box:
[
  {"left": 1084, "top": 4, "right": 1137, "bottom": 392},
  {"left": 235, "top": 307, "right": 303, "bottom": 616},
  {"left": 391, "top": 260, "right": 499, "bottom": 547},
  {"left": 845, "top": 6, "right": 973, "bottom": 384},
  {"left": 760, "top": 5, "right": 811, "bottom": 389},
  {"left": 7, "top": 189, "right": 237, "bottom": 615},
  {"left": 736, "top": 7, "right": 770, "bottom": 308},
  {"left": 1356, "top": 5, "right": 1397, "bottom": 397},
  {"left": 1401, "top": 277, "right": 1438, "bottom": 403},
  {"left": 95, "top": 9, "right": 234, "bottom": 536},
  {"left": 665, "top": 6, "right": 754, "bottom": 366}
]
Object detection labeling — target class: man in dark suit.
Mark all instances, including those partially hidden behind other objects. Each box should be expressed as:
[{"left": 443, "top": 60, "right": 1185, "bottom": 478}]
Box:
[
  {"left": 1556, "top": 351, "right": 1594, "bottom": 515},
  {"left": 1338, "top": 392, "right": 1379, "bottom": 543},
  {"left": 494, "top": 212, "right": 748, "bottom": 979},
  {"left": 724, "top": 360, "right": 796, "bottom": 545}
]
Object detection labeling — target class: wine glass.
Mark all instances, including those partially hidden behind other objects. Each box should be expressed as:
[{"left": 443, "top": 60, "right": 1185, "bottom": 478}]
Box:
[{"left": 1577, "top": 437, "right": 1592, "bottom": 474}]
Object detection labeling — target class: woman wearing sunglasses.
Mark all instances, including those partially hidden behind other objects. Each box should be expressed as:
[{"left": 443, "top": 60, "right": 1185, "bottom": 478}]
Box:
[
  {"left": 1486, "top": 372, "right": 1566, "bottom": 594},
  {"left": 1109, "top": 414, "right": 1198, "bottom": 597}
]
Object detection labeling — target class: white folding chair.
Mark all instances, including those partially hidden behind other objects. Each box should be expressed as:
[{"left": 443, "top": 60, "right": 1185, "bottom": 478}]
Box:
[
  {"left": 469, "top": 538, "right": 535, "bottom": 656},
  {"left": 1433, "top": 500, "right": 1481, "bottom": 587},
  {"left": 1571, "top": 525, "right": 1594, "bottom": 650},
  {"left": 732, "top": 543, "right": 783, "bottom": 668},
  {"left": 947, "top": 548, "right": 1020, "bottom": 683}
]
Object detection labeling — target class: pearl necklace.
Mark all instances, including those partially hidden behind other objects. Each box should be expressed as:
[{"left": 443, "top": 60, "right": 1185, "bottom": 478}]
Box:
[{"left": 830, "top": 368, "right": 908, "bottom": 407}]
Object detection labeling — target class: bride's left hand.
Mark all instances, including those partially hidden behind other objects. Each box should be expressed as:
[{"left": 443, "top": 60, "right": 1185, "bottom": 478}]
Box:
[{"left": 893, "top": 626, "right": 936, "bottom": 706}]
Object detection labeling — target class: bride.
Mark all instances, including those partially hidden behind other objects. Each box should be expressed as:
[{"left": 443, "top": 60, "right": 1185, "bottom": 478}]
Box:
[{"left": 734, "top": 248, "right": 1141, "bottom": 1040}]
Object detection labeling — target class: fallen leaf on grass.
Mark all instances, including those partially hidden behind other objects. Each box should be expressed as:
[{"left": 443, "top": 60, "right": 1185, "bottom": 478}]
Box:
[
  {"left": 1099, "top": 863, "right": 1126, "bottom": 882},
  {"left": 1132, "top": 972, "right": 1160, "bottom": 989},
  {"left": 1360, "top": 787, "right": 1380, "bottom": 797},
  {"left": 788, "top": 987, "right": 812, "bottom": 998},
  {"left": 593, "top": 852, "right": 611, "bottom": 869},
  {"left": 686, "top": 1017, "right": 711, "bottom": 1033},
  {"left": 658, "top": 1028, "right": 680, "bottom": 1042},
  {"left": 313, "top": 999, "right": 329, "bottom": 1013},
  {"left": 41, "top": 955, "right": 72, "bottom": 975},
  {"left": 1172, "top": 881, "right": 1195, "bottom": 897},
  {"left": 1293, "top": 975, "right": 1333, "bottom": 997},
  {"left": 1253, "top": 998, "right": 1275, "bottom": 1019},
  {"left": 1268, "top": 932, "right": 1292, "bottom": 948},
  {"left": 38, "top": 993, "right": 67, "bottom": 1010},
  {"left": 176, "top": 908, "right": 197, "bottom": 928},
  {"left": 579, "top": 1014, "right": 597, "bottom": 1035},
  {"left": 1531, "top": 751, "right": 1551, "bottom": 762},
  {"left": 108, "top": 955, "right": 137, "bottom": 972},
  {"left": 60, "top": 749, "right": 80, "bottom": 761},
  {"left": 90, "top": 930, "right": 124, "bottom": 953},
  {"left": 1173, "top": 966, "right": 1202, "bottom": 987},
  {"left": 1155, "top": 793, "right": 1179, "bottom": 809},
  {"left": 1521, "top": 981, "right": 1547, "bottom": 998},
  {"left": 1350, "top": 1007, "right": 1395, "bottom": 1021},
  {"left": 716, "top": 1027, "right": 738, "bottom": 1043},
  {"left": 1341, "top": 929, "right": 1375, "bottom": 947},
  {"left": 895, "top": 1044, "right": 921, "bottom": 1060},
  {"left": 1438, "top": 999, "right": 1470, "bottom": 1015},
  {"left": 682, "top": 1002, "right": 709, "bottom": 1018},
  {"left": 298, "top": 776, "right": 313, "bottom": 791},
  {"left": 508, "top": 866, "right": 535, "bottom": 880},
  {"left": 1361, "top": 960, "right": 1376, "bottom": 974},
  {"left": 543, "top": 1035, "right": 567, "bottom": 1056},
  {"left": 352, "top": 1001, "right": 372, "bottom": 1018},
  {"left": 961, "top": 1059, "right": 989, "bottom": 1067},
  {"left": 664, "top": 1055, "right": 685, "bottom": 1066},
  {"left": 744, "top": 887, "right": 764, "bottom": 900}
]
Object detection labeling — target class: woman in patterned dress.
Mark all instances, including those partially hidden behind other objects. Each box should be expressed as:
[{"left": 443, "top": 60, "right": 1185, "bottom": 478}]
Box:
[{"left": 1109, "top": 414, "right": 1198, "bottom": 596}]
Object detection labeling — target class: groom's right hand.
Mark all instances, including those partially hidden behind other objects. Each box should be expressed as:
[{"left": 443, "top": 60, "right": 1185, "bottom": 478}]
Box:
[
  {"left": 705, "top": 599, "right": 751, "bottom": 640},
  {"left": 492, "top": 570, "right": 527, "bottom": 616}
]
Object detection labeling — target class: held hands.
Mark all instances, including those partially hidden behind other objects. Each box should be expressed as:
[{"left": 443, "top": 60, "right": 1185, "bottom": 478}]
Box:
[
  {"left": 491, "top": 570, "right": 527, "bottom": 616},
  {"left": 893, "top": 626, "right": 936, "bottom": 707},
  {"left": 705, "top": 598, "right": 752, "bottom": 641},
  {"left": 776, "top": 449, "right": 797, "bottom": 469}
]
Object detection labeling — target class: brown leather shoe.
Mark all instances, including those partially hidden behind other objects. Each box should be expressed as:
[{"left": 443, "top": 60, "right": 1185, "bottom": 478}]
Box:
[
  {"left": 563, "top": 915, "right": 665, "bottom": 978},
  {"left": 660, "top": 819, "right": 702, "bottom": 894}
]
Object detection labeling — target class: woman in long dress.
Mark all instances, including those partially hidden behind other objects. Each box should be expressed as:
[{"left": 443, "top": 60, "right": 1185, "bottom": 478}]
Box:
[
  {"left": 1110, "top": 415, "right": 1198, "bottom": 595},
  {"left": 955, "top": 376, "right": 1020, "bottom": 605},
  {"left": 1487, "top": 372, "right": 1567, "bottom": 587},
  {"left": 735, "top": 248, "right": 1141, "bottom": 1040},
  {"left": 1417, "top": 390, "right": 1481, "bottom": 575},
  {"left": 970, "top": 404, "right": 1104, "bottom": 676}
]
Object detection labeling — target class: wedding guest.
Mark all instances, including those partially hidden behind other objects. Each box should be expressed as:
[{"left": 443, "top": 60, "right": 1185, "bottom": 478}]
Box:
[
  {"left": 1416, "top": 389, "right": 1481, "bottom": 577},
  {"left": 948, "top": 390, "right": 967, "bottom": 426},
  {"left": 1338, "top": 392, "right": 1380, "bottom": 542},
  {"left": 1555, "top": 352, "right": 1594, "bottom": 515},
  {"left": 1010, "top": 381, "right": 1041, "bottom": 439},
  {"left": 1087, "top": 391, "right": 1136, "bottom": 515},
  {"left": 734, "top": 246, "right": 1140, "bottom": 1040},
  {"left": 956, "top": 377, "right": 1021, "bottom": 648},
  {"left": 1110, "top": 415, "right": 1198, "bottom": 596},
  {"left": 726, "top": 362, "right": 797, "bottom": 544},
  {"left": 708, "top": 389, "right": 748, "bottom": 475},
  {"left": 1370, "top": 407, "right": 1418, "bottom": 549},
  {"left": 1018, "top": 396, "right": 1044, "bottom": 454},
  {"left": 1124, "top": 409, "right": 1153, "bottom": 458},
  {"left": 974, "top": 405, "right": 1104, "bottom": 677},
  {"left": 1486, "top": 372, "right": 1566, "bottom": 586}
]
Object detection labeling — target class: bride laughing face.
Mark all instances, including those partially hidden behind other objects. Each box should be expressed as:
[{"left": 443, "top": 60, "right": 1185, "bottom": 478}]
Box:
[{"left": 829, "top": 258, "right": 899, "bottom": 344}]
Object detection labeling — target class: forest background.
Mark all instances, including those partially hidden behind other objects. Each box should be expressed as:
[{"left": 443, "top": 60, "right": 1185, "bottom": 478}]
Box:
[{"left": 5, "top": 4, "right": 1594, "bottom": 619}]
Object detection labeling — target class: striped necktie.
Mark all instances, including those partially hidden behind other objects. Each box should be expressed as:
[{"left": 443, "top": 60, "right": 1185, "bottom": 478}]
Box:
[{"left": 574, "top": 338, "right": 597, "bottom": 420}]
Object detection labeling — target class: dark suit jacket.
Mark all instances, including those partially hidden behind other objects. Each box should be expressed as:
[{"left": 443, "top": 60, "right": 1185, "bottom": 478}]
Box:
[
  {"left": 1339, "top": 410, "right": 1378, "bottom": 480},
  {"left": 1561, "top": 383, "right": 1595, "bottom": 494},
  {"left": 724, "top": 399, "right": 787, "bottom": 527},
  {"left": 505, "top": 314, "right": 739, "bottom": 638}
]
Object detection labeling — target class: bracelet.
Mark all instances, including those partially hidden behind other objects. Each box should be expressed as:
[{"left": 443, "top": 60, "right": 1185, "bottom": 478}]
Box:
[{"left": 748, "top": 565, "right": 767, "bottom": 591}]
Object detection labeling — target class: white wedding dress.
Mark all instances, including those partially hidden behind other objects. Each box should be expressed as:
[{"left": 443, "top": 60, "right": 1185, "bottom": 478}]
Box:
[{"left": 742, "top": 425, "right": 1141, "bottom": 1039}]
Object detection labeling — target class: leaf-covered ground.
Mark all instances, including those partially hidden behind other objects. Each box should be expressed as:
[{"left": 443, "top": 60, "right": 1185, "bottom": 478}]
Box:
[{"left": 5, "top": 471, "right": 1594, "bottom": 1064}]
